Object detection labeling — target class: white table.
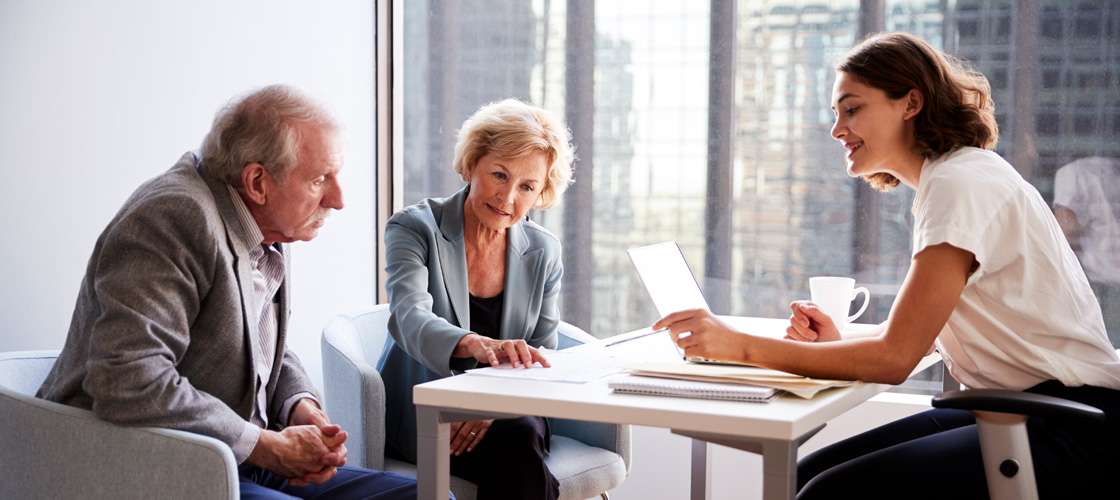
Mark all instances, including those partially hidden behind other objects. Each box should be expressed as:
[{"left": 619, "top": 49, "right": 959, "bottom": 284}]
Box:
[{"left": 413, "top": 317, "right": 939, "bottom": 500}]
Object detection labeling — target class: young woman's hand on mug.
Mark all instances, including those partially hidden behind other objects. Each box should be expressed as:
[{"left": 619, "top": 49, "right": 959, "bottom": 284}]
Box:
[{"left": 786, "top": 301, "right": 843, "bottom": 343}]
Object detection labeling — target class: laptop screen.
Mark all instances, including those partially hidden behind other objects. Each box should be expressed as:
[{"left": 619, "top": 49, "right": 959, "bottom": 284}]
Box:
[
  {"left": 627, "top": 241, "right": 710, "bottom": 317},
  {"left": 628, "top": 242, "right": 757, "bottom": 366}
]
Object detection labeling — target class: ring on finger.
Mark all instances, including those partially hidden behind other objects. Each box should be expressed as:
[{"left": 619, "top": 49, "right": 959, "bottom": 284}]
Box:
[
  {"left": 496, "top": 344, "right": 504, "bottom": 353},
  {"left": 469, "top": 431, "right": 477, "bottom": 436}
]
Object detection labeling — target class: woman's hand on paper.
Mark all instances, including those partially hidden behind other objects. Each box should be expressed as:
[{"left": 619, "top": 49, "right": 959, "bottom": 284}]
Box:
[
  {"left": 786, "top": 301, "right": 843, "bottom": 343},
  {"left": 455, "top": 334, "right": 551, "bottom": 369},
  {"left": 449, "top": 419, "right": 493, "bottom": 455},
  {"left": 653, "top": 309, "right": 748, "bottom": 363}
]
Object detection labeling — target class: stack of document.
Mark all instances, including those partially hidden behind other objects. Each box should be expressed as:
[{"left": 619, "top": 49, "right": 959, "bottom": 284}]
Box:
[{"left": 624, "top": 362, "right": 855, "bottom": 399}]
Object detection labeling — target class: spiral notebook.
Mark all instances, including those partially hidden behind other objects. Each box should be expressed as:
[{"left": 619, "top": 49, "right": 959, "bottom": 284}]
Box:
[{"left": 609, "top": 375, "right": 778, "bottom": 403}]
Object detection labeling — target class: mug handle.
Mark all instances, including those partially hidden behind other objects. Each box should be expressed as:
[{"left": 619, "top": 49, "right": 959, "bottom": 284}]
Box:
[{"left": 847, "top": 287, "right": 870, "bottom": 323}]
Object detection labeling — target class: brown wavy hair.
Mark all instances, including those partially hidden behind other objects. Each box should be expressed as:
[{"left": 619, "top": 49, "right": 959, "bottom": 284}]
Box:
[{"left": 837, "top": 32, "right": 999, "bottom": 191}]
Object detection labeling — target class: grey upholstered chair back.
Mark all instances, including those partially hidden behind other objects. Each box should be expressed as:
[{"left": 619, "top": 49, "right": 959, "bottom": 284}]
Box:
[
  {"left": 0, "top": 350, "right": 239, "bottom": 500},
  {"left": 556, "top": 321, "right": 598, "bottom": 350},
  {"left": 321, "top": 305, "right": 631, "bottom": 500},
  {"left": 0, "top": 350, "right": 58, "bottom": 395},
  {"left": 321, "top": 304, "right": 394, "bottom": 471}
]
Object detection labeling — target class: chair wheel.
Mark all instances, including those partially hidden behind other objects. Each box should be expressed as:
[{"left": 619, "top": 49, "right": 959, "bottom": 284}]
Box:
[{"left": 999, "top": 459, "right": 1019, "bottom": 478}]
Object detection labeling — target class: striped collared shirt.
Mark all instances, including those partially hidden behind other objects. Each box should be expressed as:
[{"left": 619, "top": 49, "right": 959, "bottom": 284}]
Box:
[{"left": 224, "top": 185, "right": 313, "bottom": 463}]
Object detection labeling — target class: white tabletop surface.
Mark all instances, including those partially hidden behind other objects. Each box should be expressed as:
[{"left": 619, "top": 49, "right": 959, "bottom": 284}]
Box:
[{"left": 413, "top": 317, "right": 921, "bottom": 442}]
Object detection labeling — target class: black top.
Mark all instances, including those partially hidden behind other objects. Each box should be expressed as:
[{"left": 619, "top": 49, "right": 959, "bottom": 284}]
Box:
[{"left": 469, "top": 291, "right": 504, "bottom": 339}]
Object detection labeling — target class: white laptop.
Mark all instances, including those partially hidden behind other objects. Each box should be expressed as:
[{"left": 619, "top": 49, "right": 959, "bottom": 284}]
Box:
[{"left": 627, "top": 242, "right": 751, "bottom": 366}]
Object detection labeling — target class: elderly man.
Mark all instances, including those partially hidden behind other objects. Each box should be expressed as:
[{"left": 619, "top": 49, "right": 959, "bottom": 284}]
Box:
[{"left": 37, "top": 85, "right": 424, "bottom": 499}]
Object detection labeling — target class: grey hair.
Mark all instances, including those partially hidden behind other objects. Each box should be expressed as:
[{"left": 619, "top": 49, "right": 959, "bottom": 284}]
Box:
[{"left": 200, "top": 84, "right": 340, "bottom": 186}]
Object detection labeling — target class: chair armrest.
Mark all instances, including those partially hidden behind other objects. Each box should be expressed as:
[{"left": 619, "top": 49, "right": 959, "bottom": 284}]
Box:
[
  {"left": 550, "top": 418, "right": 632, "bottom": 474},
  {"left": 551, "top": 321, "right": 633, "bottom": 472},
  {"left": 0, "top": 387, "right": 237, "bottom": 500},
  {"left": 932, "top": 389, "right": 1104, "bottom": 421},
  {"left": 322, "top": 330, "right": 387, "bottom": 471},
  {"left": 556, "top": 321, "right": 598, "bottom": 350}
]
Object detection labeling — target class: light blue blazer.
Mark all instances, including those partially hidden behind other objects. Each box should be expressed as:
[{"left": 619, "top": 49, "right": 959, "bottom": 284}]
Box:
[{"left": 379, "top": 187, "right": 563, "bottom": 462}]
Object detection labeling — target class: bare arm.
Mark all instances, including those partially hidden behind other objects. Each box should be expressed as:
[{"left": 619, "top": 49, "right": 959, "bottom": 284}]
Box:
[
  {"left": 655, "top": 243, "right": 973, "bottom": 384},
  {"left": 1054, "top": 205, "right": 1082, "bottom": 251}
]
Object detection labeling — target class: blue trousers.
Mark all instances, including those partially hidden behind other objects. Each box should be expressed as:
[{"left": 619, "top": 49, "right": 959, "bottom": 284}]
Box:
[
  {"left": 797, "top": 381, "right": 1120, "bottom": 499},
  {"left": 239, "top": 464, "right": 429, "bottom": 500}
]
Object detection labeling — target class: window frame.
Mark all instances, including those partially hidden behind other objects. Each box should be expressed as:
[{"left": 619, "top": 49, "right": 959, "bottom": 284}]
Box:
[
  {"left": 375, "top": 0, "right": 404, "bottom": 302},
  {"left": 374, "top": 0, "right": 1119, "bottom": 395}
]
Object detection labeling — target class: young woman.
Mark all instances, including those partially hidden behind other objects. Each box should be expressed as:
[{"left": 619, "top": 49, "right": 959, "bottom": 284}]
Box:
[{"left": 653, "top": 32, "right": 1120, "bottom": 498}]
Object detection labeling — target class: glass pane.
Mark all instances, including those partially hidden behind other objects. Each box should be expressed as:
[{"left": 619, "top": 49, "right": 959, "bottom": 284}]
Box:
[
  {"left": 399, "top": 0, "right": 1120, "bottom": 395},
  {"left": 941, "top": 0, "right": 1120, "bottom": 347}
]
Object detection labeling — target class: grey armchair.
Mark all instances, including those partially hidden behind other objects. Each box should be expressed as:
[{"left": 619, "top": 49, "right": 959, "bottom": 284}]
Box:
[
  {"left": 0, "top": 350, "right": 239, "bottom": 500},
  {"left": 321, "top": 305, "right": 631, "bottom": 500}
]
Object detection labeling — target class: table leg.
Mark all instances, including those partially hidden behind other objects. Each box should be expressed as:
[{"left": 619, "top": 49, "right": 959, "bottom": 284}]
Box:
[
  {"left": 689, "top": 439, "right": 713, "bottom": 500},
  {"left": 675, "top": 424, "right": 823, "bottom": 500},
  {"left": 416, "top": 405, "right": 450, "bottom": 500},
  {"left": 760, "top": 439, "right": 797, "bottom": 500}
]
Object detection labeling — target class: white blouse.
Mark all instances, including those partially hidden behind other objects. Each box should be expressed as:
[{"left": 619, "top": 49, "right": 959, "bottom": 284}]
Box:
[{"left": 912, "top": 147, "right": 1120, "bottom": 391}]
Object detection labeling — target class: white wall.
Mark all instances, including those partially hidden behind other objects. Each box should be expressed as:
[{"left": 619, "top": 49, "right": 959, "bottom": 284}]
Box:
[{"left": 0, "top": 0, "right": 377, "bottom": 389}]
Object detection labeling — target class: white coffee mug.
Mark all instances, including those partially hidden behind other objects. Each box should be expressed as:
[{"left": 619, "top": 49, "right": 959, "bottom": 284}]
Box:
[{"left": 809, "top": 277, "right": 870, "bottom": 329}]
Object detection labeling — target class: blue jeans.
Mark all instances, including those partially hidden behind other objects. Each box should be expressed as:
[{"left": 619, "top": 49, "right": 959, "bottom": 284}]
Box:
[{"left": 239, "top": 464, "right": 439, "bottom": 500}]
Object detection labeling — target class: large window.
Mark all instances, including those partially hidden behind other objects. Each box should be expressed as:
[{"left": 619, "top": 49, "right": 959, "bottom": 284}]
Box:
[{"left": 389, "top": 0, "right": 1120, "bottom": 392}]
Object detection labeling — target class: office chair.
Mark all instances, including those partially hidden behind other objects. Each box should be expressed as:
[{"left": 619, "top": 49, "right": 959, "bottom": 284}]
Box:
[
  {"left": 322, "top": 304, "right": 631, "bottom": 500},
  {"left": 0, "top": 350, "right": 238, "bottom": 499},
  {"left": 932, "top": 387, "right": 1104, "bottom": 500}
]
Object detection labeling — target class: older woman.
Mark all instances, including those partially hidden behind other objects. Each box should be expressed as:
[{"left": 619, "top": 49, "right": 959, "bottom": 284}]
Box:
[
  {"left": 654, "top": 32, "right": 1120, "bottom": 498},
  {"left": 379, "top": 99, "right": 574, "bottom": 500}
]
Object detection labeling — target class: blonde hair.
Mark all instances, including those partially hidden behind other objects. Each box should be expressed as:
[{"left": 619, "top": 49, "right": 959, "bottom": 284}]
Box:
[
  {"left": 453, "top": 99, "right": 575, "bottom": 209},
  {"left": 838, "top": 32, "right": 999, "bottom": 191}
]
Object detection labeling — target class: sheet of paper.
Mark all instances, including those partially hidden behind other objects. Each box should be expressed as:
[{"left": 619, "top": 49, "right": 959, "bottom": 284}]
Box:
[
  {"left": 625, "top": 362, "right": 812, "bottom": 380},
  {"left": 465, "top": 348, "right": 628, "bottom": 383},
  {"left": 630, "top": 372, "right": 851, "bottom": 399},
  {"left": 625, "top": 362, "right": 856, "bottom": 399}
]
